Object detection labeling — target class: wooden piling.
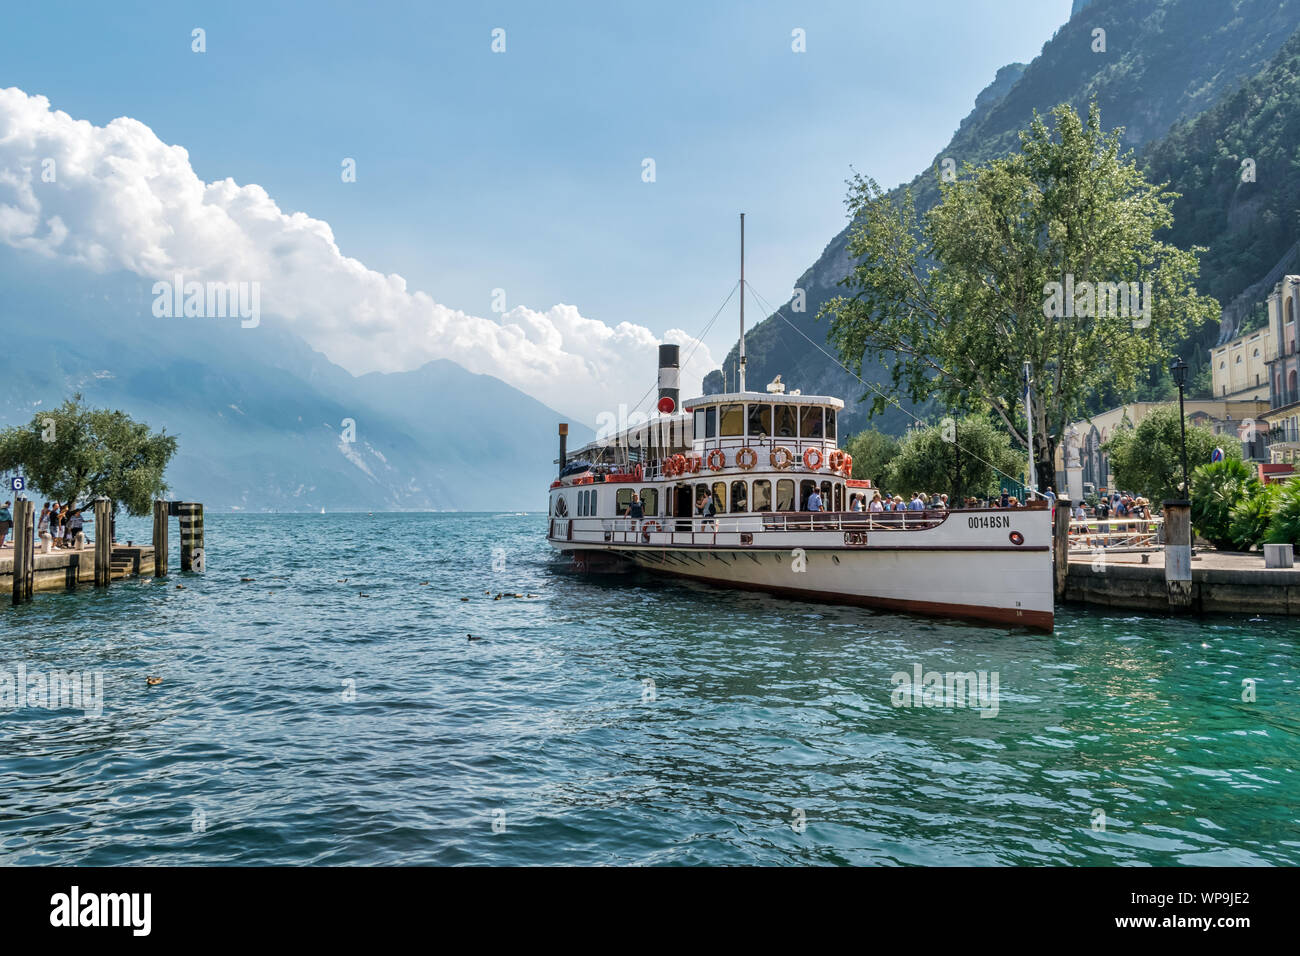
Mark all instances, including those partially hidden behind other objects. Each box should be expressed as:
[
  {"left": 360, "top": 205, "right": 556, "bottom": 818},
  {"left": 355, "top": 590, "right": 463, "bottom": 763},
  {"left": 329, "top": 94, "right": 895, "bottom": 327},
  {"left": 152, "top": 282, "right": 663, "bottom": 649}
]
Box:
[
  {"left": 1053, "top": 497, "right": 1071, "bottom": 599},
  {"left": 152, "top": 500, "right": 169, "bottom": 577},
  {"left": 93, "top": 497, "right": 112, "bottom": 587},
  {"left": 11, "top": 499, "right": 34, "bottom": 605},
  {"left": 1163, "top": 499, "right": 1193, "bottom": 610},
  {"left": 179, "top": 502, "right": 204, "bottom": 572}
]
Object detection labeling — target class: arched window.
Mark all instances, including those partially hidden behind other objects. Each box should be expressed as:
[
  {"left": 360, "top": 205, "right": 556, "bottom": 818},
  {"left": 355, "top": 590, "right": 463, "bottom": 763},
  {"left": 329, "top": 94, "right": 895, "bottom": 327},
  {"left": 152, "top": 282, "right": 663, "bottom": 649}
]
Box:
[{"left": 775, "top": 479, "right": 795, "bottom": 511}]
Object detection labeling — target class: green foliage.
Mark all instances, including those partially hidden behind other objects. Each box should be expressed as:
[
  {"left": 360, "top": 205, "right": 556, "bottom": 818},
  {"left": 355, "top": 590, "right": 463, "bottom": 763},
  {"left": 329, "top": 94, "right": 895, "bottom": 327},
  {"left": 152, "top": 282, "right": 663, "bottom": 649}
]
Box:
[
  {"left": 1191, "top": 458, "right": 1258, "bottom": 549},
  {"left": 842, "top": 429, "right": 899, "bottom": 486},
  {"left": 822, "top": 102, "right": 1219, "bottom": 492},
  {"left": 1102, "top": 406, "right": 1234, "bottom": 503},
  {"left": 0, "top": 395, "right": 178, "bottom": 516},
  {"left": 1143, "top": 28, "right": 1300, "bottom": 358},
  {"left": 882, "top": 416, "right": 1022, "bottom": 500},
  {"left": 1264, "top": 480, "right": 1300, "bottom": 549},
  {"left": 1228, "top": 483, "right": 1281, "bottom": 551}
]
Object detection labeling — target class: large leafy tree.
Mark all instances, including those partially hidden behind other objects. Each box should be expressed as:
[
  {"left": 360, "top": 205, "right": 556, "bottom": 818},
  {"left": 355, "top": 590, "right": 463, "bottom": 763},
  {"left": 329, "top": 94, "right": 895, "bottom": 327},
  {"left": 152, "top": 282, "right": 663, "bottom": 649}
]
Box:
[
  {"left": 883, "top": 415, "right": 1023, "bottom": 501},
  {"left": 821, "top": 102, "right": 1219, "bottom": 491},
  {"left": 0, "top": 395, "right": 178, "bottom": 516},
  {"left": 841, "top": 428, "right": 899, "bottom": 486},
  {"left": 1102, "top": 406, "right": 1232, "bottom": 505}
]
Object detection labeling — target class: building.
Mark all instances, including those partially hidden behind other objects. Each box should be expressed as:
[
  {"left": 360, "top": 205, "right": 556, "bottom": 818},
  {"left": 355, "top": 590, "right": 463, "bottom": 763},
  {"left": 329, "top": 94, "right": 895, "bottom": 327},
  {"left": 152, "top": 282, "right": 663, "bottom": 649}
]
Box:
[
  {"left": 1056, "top": 399, "right": 1272, "bottom": 497},
  {"left": 1264, "top": 275, "right": 1300, "bottom": 469},
  {"left": 1211, "top": 325, "right": 1271, "bottom": 400}
]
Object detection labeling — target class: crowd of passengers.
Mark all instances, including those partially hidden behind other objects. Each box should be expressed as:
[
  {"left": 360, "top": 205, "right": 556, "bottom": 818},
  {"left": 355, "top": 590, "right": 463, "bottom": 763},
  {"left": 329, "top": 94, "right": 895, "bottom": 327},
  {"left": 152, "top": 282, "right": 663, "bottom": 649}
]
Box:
[{"left": 618, "top": 487, "right": 1060, "bottom": 519}]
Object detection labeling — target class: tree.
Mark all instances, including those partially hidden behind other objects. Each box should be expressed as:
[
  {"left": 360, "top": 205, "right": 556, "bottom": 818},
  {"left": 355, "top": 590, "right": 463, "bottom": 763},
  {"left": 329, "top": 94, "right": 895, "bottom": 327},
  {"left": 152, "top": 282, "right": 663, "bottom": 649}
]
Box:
[
  {"left": 0, "top": 396, "right": 178, "bottom": 516},
  {"left": 1190, "top": 458, "right": 1257, "bottom": 549},
  {"left": 883, "top": 415, "right": 1023, "bottom": 500},
  {"left": 841, "top": 428, "right": 899, "bottom": 486},
  {"left": 1102, "top": 406, "right": 1231, "bottom": 504},
  {"left": 821, "top": 102, "right": 1219, "bottom": 492}
]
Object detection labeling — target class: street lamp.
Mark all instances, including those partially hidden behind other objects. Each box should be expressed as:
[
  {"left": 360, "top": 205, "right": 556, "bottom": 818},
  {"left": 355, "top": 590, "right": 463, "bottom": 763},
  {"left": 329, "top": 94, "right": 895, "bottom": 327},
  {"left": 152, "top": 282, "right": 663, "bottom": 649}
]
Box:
[{"left": 1170, "top": 357, "right": 1190, "bottom": 498}]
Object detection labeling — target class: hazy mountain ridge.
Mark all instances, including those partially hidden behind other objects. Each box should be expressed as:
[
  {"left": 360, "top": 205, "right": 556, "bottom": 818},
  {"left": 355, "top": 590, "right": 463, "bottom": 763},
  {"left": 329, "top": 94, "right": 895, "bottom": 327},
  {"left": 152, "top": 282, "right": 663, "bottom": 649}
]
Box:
[
  {"left": 705, "top": 0, "right": 1300, "bottom": 436},
  {"left": 0, "top": 254, "right": 590, "bottom": 512}
]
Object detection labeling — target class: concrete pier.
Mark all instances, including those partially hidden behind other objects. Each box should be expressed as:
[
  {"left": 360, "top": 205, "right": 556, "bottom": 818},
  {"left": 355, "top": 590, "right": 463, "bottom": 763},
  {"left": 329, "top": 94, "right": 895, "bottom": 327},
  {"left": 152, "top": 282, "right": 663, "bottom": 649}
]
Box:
[{"left": 1065, "top": 549, "right": 1300, "bottom": 615}]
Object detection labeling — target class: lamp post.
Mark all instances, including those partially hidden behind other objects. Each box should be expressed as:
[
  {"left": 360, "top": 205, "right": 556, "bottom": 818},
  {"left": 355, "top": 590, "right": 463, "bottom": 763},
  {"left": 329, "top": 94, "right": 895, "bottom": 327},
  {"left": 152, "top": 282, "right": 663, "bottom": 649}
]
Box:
[{"left": 1170, "top": 357, "right": 1191, "bottom": 498}]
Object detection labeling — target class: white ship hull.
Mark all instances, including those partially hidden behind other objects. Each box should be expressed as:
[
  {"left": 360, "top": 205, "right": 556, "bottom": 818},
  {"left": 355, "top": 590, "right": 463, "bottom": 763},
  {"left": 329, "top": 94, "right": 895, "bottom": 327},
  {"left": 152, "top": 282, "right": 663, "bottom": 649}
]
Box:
[{"left": 548, "top": 508, "right": 1054, "bottom": 630}]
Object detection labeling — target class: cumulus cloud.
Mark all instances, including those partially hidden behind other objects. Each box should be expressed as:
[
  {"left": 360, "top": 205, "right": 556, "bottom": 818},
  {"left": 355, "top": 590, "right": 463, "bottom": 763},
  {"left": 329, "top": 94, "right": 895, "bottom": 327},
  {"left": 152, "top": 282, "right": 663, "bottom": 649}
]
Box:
[{"left": 0, "top": 87, "right": 717, "bottom": 423}]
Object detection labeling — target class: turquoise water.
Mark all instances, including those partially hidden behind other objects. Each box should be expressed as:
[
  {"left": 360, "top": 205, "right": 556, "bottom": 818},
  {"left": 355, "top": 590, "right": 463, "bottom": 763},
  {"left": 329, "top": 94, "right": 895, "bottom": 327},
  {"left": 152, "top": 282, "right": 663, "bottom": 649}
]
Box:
[{"left": 1, "top": 513, "right": 1297, "bottom": 865}]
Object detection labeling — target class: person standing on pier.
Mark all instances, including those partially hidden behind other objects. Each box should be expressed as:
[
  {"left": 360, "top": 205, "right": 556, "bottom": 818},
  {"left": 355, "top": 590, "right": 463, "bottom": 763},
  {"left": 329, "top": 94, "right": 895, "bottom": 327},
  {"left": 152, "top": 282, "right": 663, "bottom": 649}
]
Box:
[{"left": 0, "top": 500, "right": 10, "bottom": 549}]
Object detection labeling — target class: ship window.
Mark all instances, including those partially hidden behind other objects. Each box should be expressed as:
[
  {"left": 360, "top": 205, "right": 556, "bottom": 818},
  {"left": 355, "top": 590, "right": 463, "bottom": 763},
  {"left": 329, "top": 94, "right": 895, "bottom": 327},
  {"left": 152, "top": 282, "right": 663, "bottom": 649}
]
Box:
[
  {"left": 712, "top": 481, "right": 727, "bottom": 514},
  {"left": 700, "top": 406, "right": 716, "bottom": 439},
  {"left": 800, "top": 406, "right": 824, "bottom": 438},
  {"left": 747, "top": 403, "right": 771, "bottom": 438},
  {"left": 821, "top": 481, "right": 832, "bottom": 503},
  {"left": 719, "top": 404, "right": 744, "bottom": 437},
  {"left": 555, "top": 496, "right": 568, "bottom": 517},
  {"left": 776, "top": 479, "right": 795, "bottom": 511},
  {"left": 616, "top": 488, "right": 634, "bottom": 514},
  {"left": 730, "top": 480, "right": 748, "bottom": 512},
  {"left": 825, "top": 408, "right": 836, "bottom": 440},
  {"left": 752, "top": 479, "right": 772, "bottom": 511},
  {"left": 640, "top": 488, "right": 658, "bottom": 516},
  {"left": 774, "top": 405, "right": 796, "bottom": 438},
  {"left": 693, "top": 409, "right": 705, "bottom": 443},
  {"left": 695, "top": 483, "right": 710, "bottom": 513},
  {"left": 800, "top": 480, "right": 817, "bottom": 509},
  {"left": 833, "top": 484, "right": 843, "bottom": 511},
  {"left": 577, "top": 490, "right": 584, "bottom": 516}
]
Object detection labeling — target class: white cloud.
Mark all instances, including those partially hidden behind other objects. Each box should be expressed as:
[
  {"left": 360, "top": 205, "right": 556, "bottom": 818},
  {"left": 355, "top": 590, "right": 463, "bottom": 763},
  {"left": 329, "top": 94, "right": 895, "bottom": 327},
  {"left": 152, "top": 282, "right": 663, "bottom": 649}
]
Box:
[{"left": 0, "top": 87, "right": 717, "bottom": 423}]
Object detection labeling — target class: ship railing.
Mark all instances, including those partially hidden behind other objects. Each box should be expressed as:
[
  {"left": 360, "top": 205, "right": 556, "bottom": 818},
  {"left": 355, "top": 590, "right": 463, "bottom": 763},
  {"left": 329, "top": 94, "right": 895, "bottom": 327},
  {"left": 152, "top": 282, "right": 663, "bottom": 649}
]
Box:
[
  {"left": 554, "top": 510, "right": 952, "bottom": 545},
  {"left": 1066, "top": 517, "right": 1164, "bottom": 553}
]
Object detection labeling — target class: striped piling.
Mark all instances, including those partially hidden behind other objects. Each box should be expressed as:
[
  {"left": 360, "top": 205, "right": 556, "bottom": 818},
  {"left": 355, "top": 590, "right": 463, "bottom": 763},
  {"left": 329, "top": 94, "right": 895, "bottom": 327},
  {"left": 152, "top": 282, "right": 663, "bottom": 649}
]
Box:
[{"left": 178, "top": 502, "right": 204, "bottom": 572}]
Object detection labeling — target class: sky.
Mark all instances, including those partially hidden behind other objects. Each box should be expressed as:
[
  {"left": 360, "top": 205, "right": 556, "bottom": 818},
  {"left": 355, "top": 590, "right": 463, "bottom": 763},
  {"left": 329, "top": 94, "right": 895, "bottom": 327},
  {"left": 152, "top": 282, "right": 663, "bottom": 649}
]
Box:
[{"left": 0, "top": 0, "right": 1073, "bottom": 423}]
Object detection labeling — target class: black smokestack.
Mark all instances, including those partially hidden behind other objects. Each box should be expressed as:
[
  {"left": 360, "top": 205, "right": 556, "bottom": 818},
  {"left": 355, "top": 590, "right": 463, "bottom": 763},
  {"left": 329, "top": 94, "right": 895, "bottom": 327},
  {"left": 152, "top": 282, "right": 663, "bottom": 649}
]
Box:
[
  {"left": 558, "top": 422, "right": 568, "bottom": 476},
  {"left": 657, "top": 344, "right": 680, "bottom": 413}
]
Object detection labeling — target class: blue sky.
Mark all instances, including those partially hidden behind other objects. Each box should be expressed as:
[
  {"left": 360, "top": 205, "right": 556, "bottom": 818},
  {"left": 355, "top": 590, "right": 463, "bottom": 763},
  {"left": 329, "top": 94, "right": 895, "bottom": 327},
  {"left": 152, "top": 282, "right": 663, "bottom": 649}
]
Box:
[{"left": 1, "top": 0, "right": 1071, "bottom": 403}]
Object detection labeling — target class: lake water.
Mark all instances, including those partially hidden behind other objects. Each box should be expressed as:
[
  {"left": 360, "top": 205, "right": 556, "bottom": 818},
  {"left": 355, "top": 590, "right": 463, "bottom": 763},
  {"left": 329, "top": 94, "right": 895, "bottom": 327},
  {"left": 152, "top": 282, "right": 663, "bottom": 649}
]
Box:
[{"left": 1, "top": 513, "right": 1297, "bottom": 865}]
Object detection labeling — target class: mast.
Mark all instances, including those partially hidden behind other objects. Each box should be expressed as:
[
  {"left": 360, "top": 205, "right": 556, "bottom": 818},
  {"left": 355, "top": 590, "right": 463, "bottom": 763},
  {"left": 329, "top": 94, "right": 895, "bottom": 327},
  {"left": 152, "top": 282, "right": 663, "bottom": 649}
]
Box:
[
  {"left": 1023, "top": 361, "right": 1037, "bottom": 499},
  {"left": 739, "top": 212, "right": 746, "bottom": 394}
]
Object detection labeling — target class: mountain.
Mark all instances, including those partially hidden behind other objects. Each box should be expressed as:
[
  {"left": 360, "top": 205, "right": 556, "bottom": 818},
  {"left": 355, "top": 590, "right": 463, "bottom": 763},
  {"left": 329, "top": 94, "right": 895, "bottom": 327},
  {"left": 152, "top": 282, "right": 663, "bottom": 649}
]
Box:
[
  {"left": 0, "top": 253, "right": 589, "bottom": 512},
  {"left": 1142, "top": 28, "right": 1300, "bottom": 345},
  {"left": 705, "top": 0, "right": 1300, "bottom": 435}
]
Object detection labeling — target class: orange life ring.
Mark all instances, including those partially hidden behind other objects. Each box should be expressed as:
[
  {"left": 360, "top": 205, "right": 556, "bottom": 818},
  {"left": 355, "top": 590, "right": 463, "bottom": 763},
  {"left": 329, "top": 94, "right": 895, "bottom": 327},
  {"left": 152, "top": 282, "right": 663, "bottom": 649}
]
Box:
[
  {"left": 842, "top": 453, "right": 854, "bottom": 476},
  {"left": 663, "top": 457, "right": 678, "bottom": 477},
  {"left": 828, "top": 450, "right": 845, "bottom": 472},
  {"left": 803, "top": 447, "right": 823, "bottom": 470},
  {"left": 671, "top": 454, "right": 687, "bottom": 475},
  {"left": 706, "top": 448, "right": 726, "bottom": 471},
  {"left": 735, "top": 447, "right": 757, "bottom": 470},
  {"left": 633, "top": 463, "right": 644, "bottom": 482},
  {"left": 640, "top": 520, "right": 659, "bottom": 542},
  {"left": 692, "top": 455, "right": 703, "bottom": 474},
  {"left": 770, "top": 446, "right": 794, "bottom": 469}
]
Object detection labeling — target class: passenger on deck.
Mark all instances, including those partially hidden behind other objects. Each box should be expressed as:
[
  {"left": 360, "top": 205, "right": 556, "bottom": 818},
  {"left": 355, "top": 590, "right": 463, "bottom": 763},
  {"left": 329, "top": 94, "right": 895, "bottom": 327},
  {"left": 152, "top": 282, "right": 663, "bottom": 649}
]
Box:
[
  {"left": 869, "top": 492, "right": 884, "bottom": 512},
  {"left": 623, "top": 492, "right": 644, "bottom": 528},
  {"left": 908, "top": 493, "right": 925, "bottom": 511},
  {"left": 695, "top": 491, "right": 716, "bottom": 521},
  {"left": 806, "top": 487, "right": 824, "bottom": 512}
]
